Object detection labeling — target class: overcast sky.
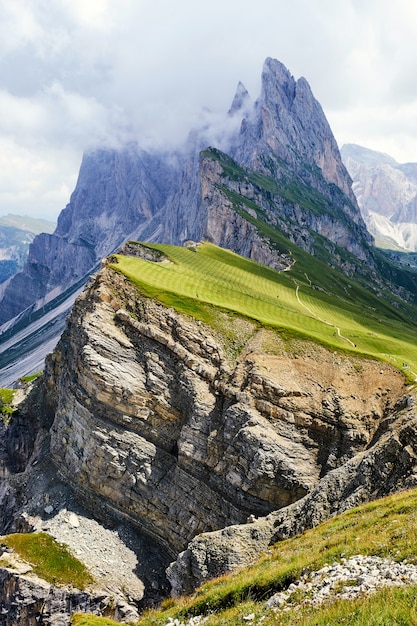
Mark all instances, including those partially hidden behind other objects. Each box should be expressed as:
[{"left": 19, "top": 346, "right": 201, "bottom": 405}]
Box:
[{"left": 1, "top": 0, "right": 417, "bottom": 221}]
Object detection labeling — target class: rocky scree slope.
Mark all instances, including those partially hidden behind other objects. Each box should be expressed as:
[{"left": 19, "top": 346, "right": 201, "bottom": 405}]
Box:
[
  {"left": 2, "top": 253, "right": 417, "bottom": 607},
  {"left": 0, "top": 58, "right": 372, "bottom": 335}
]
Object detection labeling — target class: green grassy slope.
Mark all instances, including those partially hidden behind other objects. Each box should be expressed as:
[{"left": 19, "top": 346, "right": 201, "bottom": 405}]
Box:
[
  {"left": 202, "top": 146, "right": 417, "bottom": 307},
  {"left": 111, "top": 240, "right": 417, "bottom": 382},
  {"left": 1, "top": 532, "right": 93, "bottom": 589}
]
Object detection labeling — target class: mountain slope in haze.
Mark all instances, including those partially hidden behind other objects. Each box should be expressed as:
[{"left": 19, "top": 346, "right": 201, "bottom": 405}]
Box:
[
  {"left": 0, "top": 214, "right": 55, "bottom": 284},
  {"left": 0, "top": 59, "right": 372, "bottom": 352},
  {"left": 341, "top": 143, "right": 417, "bottom": 251}
]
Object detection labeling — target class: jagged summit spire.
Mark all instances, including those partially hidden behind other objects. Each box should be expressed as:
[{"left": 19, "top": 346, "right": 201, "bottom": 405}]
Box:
[
  {"left": 229, "top": 56, "right": 355, "bottom": 201},
  {"left": 262, "top": 57, "right": 294, "bottom": 82},
  {"left": 260, "top": 57, "right": 297, "bottom": 108},
  {"left": 228, "top": 81, "right": 251, "bottom": 116}
]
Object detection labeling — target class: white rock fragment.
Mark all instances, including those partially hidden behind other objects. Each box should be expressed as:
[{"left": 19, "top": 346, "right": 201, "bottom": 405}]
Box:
[
  {"left": 68, "top": 513, "right": 80, "bottom": 528},
  {"left": 266, "top": 555, "right": 417, "bottom": 610}
]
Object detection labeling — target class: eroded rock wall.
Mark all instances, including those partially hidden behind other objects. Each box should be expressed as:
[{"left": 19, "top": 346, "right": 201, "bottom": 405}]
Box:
[
  {"left": 35, "top": 265, "right": 407, "bottom": 555},
  {"left": 0, "top": 567, "right": 139, "bottom": 626},
  {"left": 168, "top": 394, "right": 417, "bottom": 595}
]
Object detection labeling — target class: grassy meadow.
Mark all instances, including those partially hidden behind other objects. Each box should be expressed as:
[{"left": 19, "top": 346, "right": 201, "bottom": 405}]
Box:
[{"left": 110, "top": 240, "right": 417, "bottom": 382}]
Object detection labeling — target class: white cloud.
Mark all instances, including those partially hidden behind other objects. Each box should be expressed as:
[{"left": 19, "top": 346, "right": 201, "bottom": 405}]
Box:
[
  {"left": 1, "top": 0, "right": 417, "bottom": 219},
  {"left": 0, "top": 138, "right": 78, "bottom": 220}
]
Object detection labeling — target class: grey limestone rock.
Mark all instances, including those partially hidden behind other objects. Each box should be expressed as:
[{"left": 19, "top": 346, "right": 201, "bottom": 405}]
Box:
[
  {"left": 167, "top": 393, "right": 417, "bottom": 595},
  {"left": 5, "top": 262, "right": 411, "bottom": 599},
  {"left": 342, "top": 143, "right": 417, "bottom": 251},
  {"left": 0, "top": 567, "right": 138, "bottom": 626}
]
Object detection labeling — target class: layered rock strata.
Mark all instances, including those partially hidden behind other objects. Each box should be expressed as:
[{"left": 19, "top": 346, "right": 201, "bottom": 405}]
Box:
[
  {"left": 23, "top": 262, "right": 407, "bottom": 562},
  {"left": 0, "top": 565, "right": 140, "bottom": 626},
  {"left": 168, "top": 392, "right": 417, "bottom": 594}
]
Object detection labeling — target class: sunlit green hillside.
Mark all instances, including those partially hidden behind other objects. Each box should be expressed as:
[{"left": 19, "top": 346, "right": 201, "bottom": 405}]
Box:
[{"left": 111, "top": 240, "right": 417, "bottom": 382}]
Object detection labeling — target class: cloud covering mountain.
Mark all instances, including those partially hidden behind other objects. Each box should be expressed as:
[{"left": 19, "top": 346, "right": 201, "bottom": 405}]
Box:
[{"left": 1, "top": 0, "right": 417, "bottom": 219}]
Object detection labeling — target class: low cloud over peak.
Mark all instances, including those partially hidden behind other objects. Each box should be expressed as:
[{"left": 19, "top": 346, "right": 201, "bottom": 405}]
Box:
[{"left": 0, "top": 0, "right": 417, "bottom": 219}]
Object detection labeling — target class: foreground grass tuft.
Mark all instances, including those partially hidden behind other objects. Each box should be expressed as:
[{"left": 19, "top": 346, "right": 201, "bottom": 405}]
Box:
[
  {"left": 2, "top": 532, "right": 93, "bottom": 589},
  {"left": 19, "top": 371, "right": 42, "bottom": 384},
  {"left": 72, "top": 617, "right": 119, "bottom": 626},
  {"left": 0, "top": 387, "right": 16, "bottom": 419}
]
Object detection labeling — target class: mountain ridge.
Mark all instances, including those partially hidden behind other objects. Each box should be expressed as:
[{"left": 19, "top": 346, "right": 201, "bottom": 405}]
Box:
[
  {"left": 0, "top": 214, "right": 55, "bottom": 285},
  {"left": 0, "top": 58, "right": 374, "bottom": 385},
  {"left": 1, "top": 238, "right": 416, "bottom": 617},
  {"left": 2, "top": 57, "right": 417, "bottom": 623}
]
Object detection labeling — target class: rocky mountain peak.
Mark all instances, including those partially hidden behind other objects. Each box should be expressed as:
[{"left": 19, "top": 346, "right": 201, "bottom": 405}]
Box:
[
  {"left": 0, "top": 57, "right": 375, "bottom": 380},
  {"left": 261, "top": 56, "right": 297, "bottom": 108},
  {"left": 233, "top": 58, "right": 356, "bottom": 204},
  {"left": 228, "top": 81, "right": 251, "bottom": 116}
]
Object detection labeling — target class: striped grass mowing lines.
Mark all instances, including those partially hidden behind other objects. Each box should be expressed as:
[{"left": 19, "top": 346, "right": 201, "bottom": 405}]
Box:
[
  {"left": 113, "top": 251, "right": 328, "bottom": 334},
  {"left": 112, "top": 249, "right": 338, "bottom": 341},
  {"left": 142, "top": 242, "right": 302, "bottom": 308},
  {"left": 112, "top": 255, "right": 357, "bottom": 353},
  {"left": 114, "top": 247, "right": 301, "bottom": 318},
  {"left": 112, "top": 241, "right": 417, "bottom": 379}
]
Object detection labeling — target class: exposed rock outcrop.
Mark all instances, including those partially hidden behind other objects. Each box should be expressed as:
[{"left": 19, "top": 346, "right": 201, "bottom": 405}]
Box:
[
  {"left": 233, "top": 58, "right": 358, "bottom": 204},
  {"left": 1, "top": 249, "right": 417, "bottom": 613},
  {"left": 1, "top": 257, "right": 409, "bottom": 596},
  {"left": 0, "top": 565, "right": 140, "bottom": 626},
  {"left": 168, "top": 393, "right": 417, "bottom": 595},
  {"left": 32, "top": 265, "right": 405, "bottom": 553}
]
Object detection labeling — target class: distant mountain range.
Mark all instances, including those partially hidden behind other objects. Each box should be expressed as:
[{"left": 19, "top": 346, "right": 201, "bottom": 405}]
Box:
[
  {"left": 0, "top": 214, "right": 55, "bottom": 284},
  {"left": 341, "top": 143, "right": 417, "bottom": 252}
]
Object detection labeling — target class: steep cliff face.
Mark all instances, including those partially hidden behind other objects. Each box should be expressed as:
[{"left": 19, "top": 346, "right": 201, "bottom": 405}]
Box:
[
  {"left": 168, "top": 388, "right": 417, "bottom": 594},
  {"left": 1, "top": 246, "right": 416, "bottom": 611},
  {"left": 0, "top": 216, "right": 55, "bottom": 284},
  {"left": 0, "top": 146, "right": 177, "bottom": 326},
  {"left": 232, "top": 58, "right": 357, "bottom": 204},
  {"left": 200, "top": 148, "right": 372, "bottom": 266},
  {"left": 25, "top": 263, "right": 406, "bottom": 558}
]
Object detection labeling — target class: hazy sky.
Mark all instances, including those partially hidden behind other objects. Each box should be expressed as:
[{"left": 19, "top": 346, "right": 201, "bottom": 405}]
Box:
[{"left": 1, "top": 0, "right": 417, "bottom": 220}]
